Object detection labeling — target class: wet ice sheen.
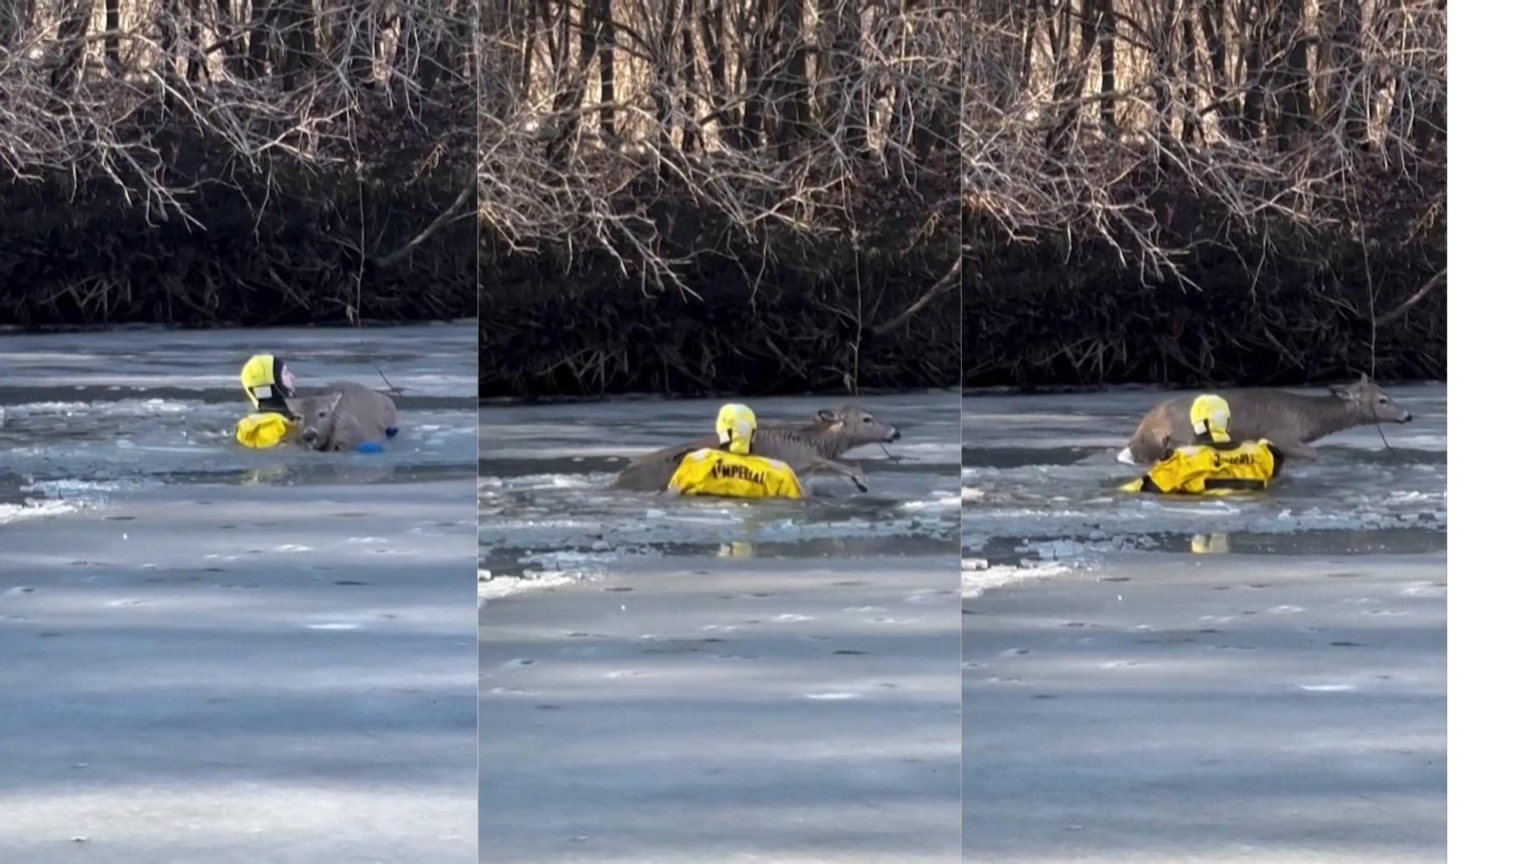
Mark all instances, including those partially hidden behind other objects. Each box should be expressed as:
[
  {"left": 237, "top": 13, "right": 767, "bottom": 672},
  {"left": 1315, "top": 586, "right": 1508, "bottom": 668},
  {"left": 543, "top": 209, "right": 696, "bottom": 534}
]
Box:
[
  {"left": 962, "top": 384, "right": 1446, "bottom": 564},
  {"left": 478, "top": 392, "right": 962, "bottom": 592},
  {"left": 1, "top": 324, "right": 477, "bottom": 505}
]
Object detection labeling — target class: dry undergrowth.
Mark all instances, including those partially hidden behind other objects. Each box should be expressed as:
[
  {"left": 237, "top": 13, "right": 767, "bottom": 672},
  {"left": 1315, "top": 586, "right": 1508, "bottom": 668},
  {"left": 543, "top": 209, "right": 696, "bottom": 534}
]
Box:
[
  {"left": 0, "top": 1, "right": 474, "bottom": 218},
  {"left": 477, "top": 1, "right": 964, "bottom": 297},
  {"left": 963, "top": 0, "right": 1447, "bottom": 289}
]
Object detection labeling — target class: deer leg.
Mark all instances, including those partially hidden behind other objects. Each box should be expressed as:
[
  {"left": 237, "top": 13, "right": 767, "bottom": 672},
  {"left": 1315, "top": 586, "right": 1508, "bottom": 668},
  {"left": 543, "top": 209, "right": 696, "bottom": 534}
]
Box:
[
  {"left": 800, "top": 457, "right": 869, "bottom": 492},
  {"left": 610, "top": 459, "right": 680, "bottom": 492},
  {"left": 1269, "top": 437, "right": 1319, "bottom": 462}
]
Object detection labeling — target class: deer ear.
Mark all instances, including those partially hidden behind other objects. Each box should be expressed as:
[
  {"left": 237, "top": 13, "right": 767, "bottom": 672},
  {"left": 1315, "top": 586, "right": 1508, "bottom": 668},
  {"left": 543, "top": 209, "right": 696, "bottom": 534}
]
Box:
[
  {"left": 284, "top": 397, "right": 304, "bottom": 415},
  {"left": 817, "top": 409, "right": 836, "bottom": 422},
  {"left": 327, "top": 392, "right": 344, "bottom": 411},
  {"left": 1328, "top": 383, "right": 1352, "bottom": 400}
]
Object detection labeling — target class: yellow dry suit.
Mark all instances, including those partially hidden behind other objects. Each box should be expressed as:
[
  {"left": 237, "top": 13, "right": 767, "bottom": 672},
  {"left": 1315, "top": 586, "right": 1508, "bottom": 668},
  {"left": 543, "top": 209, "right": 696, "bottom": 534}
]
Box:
[
  {"left": 235, "top": 354, "right": 298, "bottom": 449},
  {"left": 666, "top": 404, "right": 805, "bottom": 500},
  {"left": 669, "top": 449, "right": 805, "bottom": 499},
  {"left": 1121, "top": 439, "right": 1281, "bottom": 495},
  {"left": 1119, "top": 394, "right": 1284, "bottom": 495}
]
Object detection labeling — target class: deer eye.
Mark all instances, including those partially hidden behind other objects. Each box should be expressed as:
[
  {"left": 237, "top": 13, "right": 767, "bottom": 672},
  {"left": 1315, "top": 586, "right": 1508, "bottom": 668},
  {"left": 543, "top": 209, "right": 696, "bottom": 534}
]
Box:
[
  {"left": 862, "top": 416, "right": 872, "bottom": 423},
  {"left": 1377, "top": 397, "right": 1388, "bottom": 404}
]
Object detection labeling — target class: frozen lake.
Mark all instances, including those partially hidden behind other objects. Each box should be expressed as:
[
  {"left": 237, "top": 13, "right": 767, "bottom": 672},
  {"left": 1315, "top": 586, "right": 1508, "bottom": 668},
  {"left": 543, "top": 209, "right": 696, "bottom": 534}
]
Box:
[
  {"left": 478, "top": 393, "right": 962, "bottom": 597},
  {"left": 960, "top": 384, "right": 1446, "bottom": 862},
  {"left": 0, "top": 323, "right": 479, "bottom": 862},
  {"left": 479, "top": 393, "right": 963, "bottom": 861}
]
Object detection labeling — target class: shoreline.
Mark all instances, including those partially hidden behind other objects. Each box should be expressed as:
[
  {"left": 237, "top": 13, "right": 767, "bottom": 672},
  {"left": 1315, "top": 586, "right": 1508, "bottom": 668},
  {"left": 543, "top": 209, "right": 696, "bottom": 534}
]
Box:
[
  {"left": 959, "top": 378, "right": 1447, "bottom": 396},
  {"left": 0, "top": 318, "right": 476, "bottom": 335},
  {"left": 477, "top": 385, "right": 962, "bottom": 406}
]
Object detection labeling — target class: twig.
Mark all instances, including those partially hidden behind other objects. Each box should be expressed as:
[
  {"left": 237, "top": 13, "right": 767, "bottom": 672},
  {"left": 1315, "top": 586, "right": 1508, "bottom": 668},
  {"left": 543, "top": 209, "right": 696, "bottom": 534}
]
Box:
[
  {"left": 871, "top": 254, "right": 961, "bottom": 336},
  {"left": 375, "top": 367, "right": 405, "bottom": 396},
  {"left": 372, "top": 180, "right": 476, "bottom": 269},
  {"left": 1373, "top": 267, "right": 1447, "bottom": 328}
]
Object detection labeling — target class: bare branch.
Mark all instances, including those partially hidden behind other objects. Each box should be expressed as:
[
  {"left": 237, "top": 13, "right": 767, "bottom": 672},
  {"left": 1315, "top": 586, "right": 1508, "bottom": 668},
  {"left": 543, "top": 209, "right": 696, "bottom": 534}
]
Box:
[
  {"left": 872, "top": 253, "right": 959, "bottom": 335},
  {"left": 1373, "top": 265, "right": 1446, "bottom": 328}
]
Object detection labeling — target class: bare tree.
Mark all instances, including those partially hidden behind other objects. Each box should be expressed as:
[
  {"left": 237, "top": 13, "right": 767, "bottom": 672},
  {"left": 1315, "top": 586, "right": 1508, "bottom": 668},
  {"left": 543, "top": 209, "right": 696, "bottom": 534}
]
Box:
[
  {"left": 478, "top": 0, "right": 963, "bottom": 295},
  {"left": 1, "top": 0, "right": 473, "bottom": 209},
  {"left": 1, "top": 1, "right": 475, "bottom": 321},
  {"left": 964, "top": 0, "right": 1446, "bottom": 285}
]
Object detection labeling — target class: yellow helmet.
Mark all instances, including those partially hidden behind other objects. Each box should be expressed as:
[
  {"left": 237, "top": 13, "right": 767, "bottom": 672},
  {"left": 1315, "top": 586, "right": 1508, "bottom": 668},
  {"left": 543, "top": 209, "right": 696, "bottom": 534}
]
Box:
[
  {"left": 1189, "top": 394, "right": 1231, "bottom": 443},
  {"left": 240, "top": 354, "right": 296, "bottom": 410},
  {"left": 715, "top": 403, "right": 757, "bottom": 455}
]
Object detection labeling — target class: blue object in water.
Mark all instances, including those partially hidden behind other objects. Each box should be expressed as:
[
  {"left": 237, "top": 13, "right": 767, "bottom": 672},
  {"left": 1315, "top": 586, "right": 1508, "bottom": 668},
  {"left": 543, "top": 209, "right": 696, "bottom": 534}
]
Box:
[
  {"left": 356, "top": 442, "right": 384, "bottom": 454},
  {"left": 386, "top": 426, "right": 399, "bottom": 439}
]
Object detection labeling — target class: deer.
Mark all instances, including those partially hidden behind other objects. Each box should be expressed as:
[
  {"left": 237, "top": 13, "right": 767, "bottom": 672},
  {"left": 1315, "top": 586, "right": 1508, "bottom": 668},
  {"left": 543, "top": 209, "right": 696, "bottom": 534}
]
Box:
[
  {"left": 1118, "top": 375, "right": 1414, "bottom": 465},
  {"left": 609, "top": 404, "right": 902, "bottom": 493},
  {"left": 286, "top": 382, "right": 398, "bottom": 453}
]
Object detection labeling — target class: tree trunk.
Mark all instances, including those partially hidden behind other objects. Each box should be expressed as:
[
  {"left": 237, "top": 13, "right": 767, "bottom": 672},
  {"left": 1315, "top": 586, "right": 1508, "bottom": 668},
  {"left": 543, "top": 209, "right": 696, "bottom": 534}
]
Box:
[
  {"left": 1083, "top": 0, "right": 1116, "bottom": 132},
  {"left": 598, "top": 0, "right": 615, "bottom": 138},
  {"left": 1406, "top": 0, "right": 1447, "bottom": 149},
  {"left": 188, "top": 0, "right": 208, "bottom": 83},
  {"left": 681, "top": 0, "right": 702, "bottom": 153},
  {"left": 1323, "top": 0, "right": 1367, "bottom": 149},
  {"left": 451, "top": 0, "right": 474, "bottom": 82},
  {"left": 104, "top": 0, "right": 121, "bottom": 71},
  {"left": 1273, "top": 0, "right": 1313, "bottom": 151},
  {"left": 1153, "top": 0, "right": 1175, "bottom": 162},
  {"left": 822, "top": 0, "right": 867, "bottom": 155},
  {"left": 273, "top": 0, "right": 319, "bottom": 92},
  {"left": 699, "top": 0, "right": 736, "bottom": 143},
  {"left": 772, "top": 0, "right": 812, "bottom": 160},
  {"left": 1182, "top": 7, "right": 1200, "bottom": 144},
  {"left": 740, "top": 0, "right": 769, "bottom": 149},
  {"left": 1198, "top": 0, "right": 1238, "bottom": 137},
  {"left": 653, "top": 0, "right": 680, "bottom": 142},
  {"left": 544, "top": 0, "right": 604, "bottom": 168},
  {"left": 48, "top": 0, "right": 92, "bottom": 95},
  {"left": 1020, "top": 0, "right": 1039, "bottom": 96},
  {"left": 248, "top": 0, "right": 272, "bottom": 79},
  {"left": 212, "top": 0, "right": 244, "bottom": 79},
  {"left": 338, "top": 0, "right": 377, "bottom": 88},
  {"left": 518, "top": 2, "right": 538, "bottom": 108},
  {"left": 1043, "top": 0, "right": 1084, "bottom": 154},
  {"left": 159, "top": 0, "right": 179, "bottom": 87},
  {"left": 1238, "top": 0, "right": 1266, "bottom": 141}
]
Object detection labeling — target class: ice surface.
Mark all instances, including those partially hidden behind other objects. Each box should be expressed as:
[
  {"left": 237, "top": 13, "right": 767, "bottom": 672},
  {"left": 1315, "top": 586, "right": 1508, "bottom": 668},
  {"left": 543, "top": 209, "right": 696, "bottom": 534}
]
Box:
[
  {"left": 480, "top": 557, "right": 961, "bottom": 863},
  {"left": 0, "top": 324, "right": 478, "bottom": 862},
  {"left": 960, "top": 385, "right": 1446, "bottom": 862}
]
